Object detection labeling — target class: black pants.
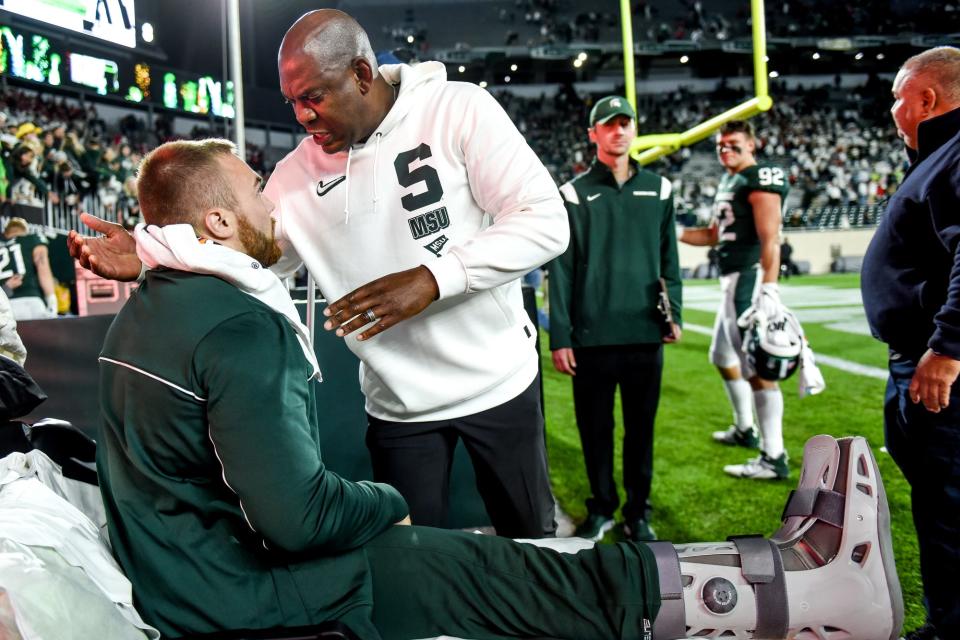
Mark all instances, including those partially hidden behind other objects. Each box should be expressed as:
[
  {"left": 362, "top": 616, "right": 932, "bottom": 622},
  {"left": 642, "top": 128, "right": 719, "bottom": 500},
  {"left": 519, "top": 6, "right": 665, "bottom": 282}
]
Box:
[
  {"left": 885, "top": 356, "right": 960, "bottom": 636},
  {"left": 366, "top": 376, "right": 556, "bottom": 538},
  {"left": 572, "top": 344, "right": 663, "bottom": 522}
]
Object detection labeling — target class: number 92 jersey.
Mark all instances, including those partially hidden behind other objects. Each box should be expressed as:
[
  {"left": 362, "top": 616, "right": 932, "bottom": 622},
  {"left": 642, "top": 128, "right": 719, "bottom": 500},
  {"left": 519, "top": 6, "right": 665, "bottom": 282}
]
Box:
[{"left": 713, "top": 164, "right": 789, "bottom": 274}]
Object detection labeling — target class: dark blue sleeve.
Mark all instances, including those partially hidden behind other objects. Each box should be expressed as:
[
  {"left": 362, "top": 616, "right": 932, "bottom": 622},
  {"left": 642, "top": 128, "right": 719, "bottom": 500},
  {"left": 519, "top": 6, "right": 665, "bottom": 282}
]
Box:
[{"left": 928, "top": 159, "right": 960, "bottom": 359}]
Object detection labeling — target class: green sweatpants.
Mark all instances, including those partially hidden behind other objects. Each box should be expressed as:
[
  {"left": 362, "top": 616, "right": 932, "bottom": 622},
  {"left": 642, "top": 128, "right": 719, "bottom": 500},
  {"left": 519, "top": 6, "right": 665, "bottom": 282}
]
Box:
[{"left": 362, "top": 526, "right": 661, "bottom": 640}]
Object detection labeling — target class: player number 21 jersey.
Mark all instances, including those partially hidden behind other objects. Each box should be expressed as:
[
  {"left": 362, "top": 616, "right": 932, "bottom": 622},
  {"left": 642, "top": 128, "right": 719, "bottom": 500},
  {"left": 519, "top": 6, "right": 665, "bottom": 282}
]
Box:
[
  {"left": 712, "top": 164, "right": 789, "bottom": 274},
  {"left": 0, "top": 234, "right": 47, "bottom": 300}
]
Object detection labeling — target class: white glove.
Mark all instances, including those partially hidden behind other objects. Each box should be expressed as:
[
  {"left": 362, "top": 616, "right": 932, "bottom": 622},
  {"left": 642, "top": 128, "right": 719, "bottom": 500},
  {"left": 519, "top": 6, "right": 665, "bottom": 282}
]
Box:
[
  {"left": 754, "top": 282, "right": 781, "bottom": 320},
  {"left": 45, "top": 293, "right": 58, "bottom": 317},
  {"left": 737, "top": 282, "right": 781, "bottom": 329}
]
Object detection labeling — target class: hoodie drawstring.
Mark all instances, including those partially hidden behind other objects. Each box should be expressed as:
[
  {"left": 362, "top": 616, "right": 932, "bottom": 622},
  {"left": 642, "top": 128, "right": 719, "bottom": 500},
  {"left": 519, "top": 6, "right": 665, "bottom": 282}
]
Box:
[
  {"left": 343, "top": 146, "right": 353, "bottom": 225},
  {"left": 372, "top": 132, "right": 383, "bottom": 215}
]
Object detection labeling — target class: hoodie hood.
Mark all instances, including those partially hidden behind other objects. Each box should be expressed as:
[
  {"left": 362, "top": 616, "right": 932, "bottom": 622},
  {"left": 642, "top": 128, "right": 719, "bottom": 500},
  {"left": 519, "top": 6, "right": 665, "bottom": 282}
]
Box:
[
  {"left": 358, "top": 62, "right": 447, "bottom": 146},
  {"left": 134, "top": 223, "right": 321, "bottom": 381}
]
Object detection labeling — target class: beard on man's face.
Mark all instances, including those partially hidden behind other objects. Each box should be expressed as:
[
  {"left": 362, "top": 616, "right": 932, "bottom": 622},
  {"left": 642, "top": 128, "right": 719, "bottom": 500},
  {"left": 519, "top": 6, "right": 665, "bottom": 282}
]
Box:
[{"left": 236, "top": 214, "right": 282, "bottom": 267}]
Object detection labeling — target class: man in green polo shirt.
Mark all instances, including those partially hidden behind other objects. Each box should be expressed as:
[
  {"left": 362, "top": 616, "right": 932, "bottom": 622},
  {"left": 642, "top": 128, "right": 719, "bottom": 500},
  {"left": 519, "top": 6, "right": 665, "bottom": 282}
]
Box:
[{"left": 549, "top": 96, "right": 682, "bottom": 543}]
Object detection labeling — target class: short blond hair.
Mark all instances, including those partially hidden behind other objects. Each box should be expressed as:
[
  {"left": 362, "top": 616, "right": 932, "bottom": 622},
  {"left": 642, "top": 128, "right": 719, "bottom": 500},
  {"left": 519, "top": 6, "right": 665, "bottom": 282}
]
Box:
[
  {"left": 136, "top": 139, "right": 239, "bottom": 227},
  {"left": 903, "top": 46, "right": 960, "bottom": 104},
  {"left": 4, "top": 217, "right": 28, "bottom": 236}
]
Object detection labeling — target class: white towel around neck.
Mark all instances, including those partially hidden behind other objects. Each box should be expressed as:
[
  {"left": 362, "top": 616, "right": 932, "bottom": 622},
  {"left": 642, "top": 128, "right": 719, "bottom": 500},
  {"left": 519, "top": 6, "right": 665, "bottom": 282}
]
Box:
[{"left": 134, "top": 223, "right": 321, "bottom": 381}]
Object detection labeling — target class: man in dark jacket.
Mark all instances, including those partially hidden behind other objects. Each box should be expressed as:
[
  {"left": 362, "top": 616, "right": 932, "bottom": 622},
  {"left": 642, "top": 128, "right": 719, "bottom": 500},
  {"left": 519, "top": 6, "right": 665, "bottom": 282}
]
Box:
[
  {"left": 862, "top": 46, "right": 960, "bottom": 640},
  {"left": 549, "top": 96, "right": 682, "bottom": 543}
]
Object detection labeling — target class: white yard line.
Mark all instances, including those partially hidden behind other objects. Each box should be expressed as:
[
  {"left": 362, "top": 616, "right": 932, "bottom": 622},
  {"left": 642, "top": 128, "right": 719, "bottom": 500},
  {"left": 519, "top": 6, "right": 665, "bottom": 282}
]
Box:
[{"left": 683, "top": 323, "right": 888, "bottom": 380}]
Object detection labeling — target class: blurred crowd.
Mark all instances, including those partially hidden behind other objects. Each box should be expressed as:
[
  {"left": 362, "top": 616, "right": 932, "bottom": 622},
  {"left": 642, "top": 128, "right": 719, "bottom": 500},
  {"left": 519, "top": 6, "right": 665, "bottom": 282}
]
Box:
[
  {"left": 395, "top": 0, "right": 960, "bottom": 52},
  {"left": 0, "top": 74, "right": 905, "bottom": 234},
  {"left": 492, "top": 76, "right": 904, "bottom": 227},
  {"left": 0, "top": 88, "right": 265, "bottom": 230}
]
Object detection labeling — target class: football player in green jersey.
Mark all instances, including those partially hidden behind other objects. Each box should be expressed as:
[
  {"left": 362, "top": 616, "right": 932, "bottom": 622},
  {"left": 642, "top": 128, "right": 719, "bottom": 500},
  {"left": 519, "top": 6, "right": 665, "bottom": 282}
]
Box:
[
  {"left": 1, "top": 218, "right": 58, "bottom": 320},
  {"left": 680, "top": 120, "right": 791, "bottom": 480}
]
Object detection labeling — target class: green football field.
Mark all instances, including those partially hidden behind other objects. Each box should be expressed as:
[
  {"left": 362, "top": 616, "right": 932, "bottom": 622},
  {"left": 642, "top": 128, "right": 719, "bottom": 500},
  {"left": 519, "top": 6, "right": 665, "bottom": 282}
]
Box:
[{"left": 540, "top": 273, "right": 925, "bottom": 631}]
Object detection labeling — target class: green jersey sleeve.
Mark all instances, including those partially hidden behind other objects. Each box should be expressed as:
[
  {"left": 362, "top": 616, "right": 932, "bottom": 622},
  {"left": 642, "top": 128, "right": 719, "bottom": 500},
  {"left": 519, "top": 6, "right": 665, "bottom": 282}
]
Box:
[{"left": 194, "top": 311, "right": 409, "bottom": 554}]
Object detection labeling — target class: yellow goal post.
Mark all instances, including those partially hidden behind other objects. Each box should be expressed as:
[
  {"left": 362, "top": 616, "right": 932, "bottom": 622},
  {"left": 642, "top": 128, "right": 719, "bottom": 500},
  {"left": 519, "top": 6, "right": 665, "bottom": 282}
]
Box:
[{"left": 619, "top": 0, "right": 773, "bottom": 165}]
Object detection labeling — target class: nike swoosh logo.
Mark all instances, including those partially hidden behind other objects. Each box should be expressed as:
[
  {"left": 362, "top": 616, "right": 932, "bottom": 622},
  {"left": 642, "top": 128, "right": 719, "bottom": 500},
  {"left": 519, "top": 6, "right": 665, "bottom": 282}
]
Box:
[
  {"left": 316, "top": 176, "right": 346, "bottom": 197},
  {"left": 587, "top": 193, "right": 601, "bottom": 202}
]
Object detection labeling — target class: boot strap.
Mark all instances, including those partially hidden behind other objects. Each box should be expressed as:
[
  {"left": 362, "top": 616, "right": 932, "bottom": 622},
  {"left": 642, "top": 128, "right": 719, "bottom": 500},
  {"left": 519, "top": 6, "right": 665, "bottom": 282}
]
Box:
[
  {"left": 646, "top": 541, "right": 686, "bottom": 640},
  {"left": 728, "top": 535, "right": 788, "bottom": 639}
]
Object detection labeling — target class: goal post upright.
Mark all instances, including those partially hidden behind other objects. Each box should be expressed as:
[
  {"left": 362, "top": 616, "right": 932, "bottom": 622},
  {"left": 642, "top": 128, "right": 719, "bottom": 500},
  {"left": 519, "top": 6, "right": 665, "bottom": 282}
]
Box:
[{"left": 623, "top": 0, "right": 774, "bottom": 165}]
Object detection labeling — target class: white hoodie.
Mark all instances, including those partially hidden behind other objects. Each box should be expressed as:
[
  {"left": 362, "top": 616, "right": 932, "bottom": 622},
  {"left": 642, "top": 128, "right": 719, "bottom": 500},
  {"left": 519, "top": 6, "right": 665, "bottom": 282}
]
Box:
[{"left": 264, "top": 62, "right": 568, "bottom": 422}]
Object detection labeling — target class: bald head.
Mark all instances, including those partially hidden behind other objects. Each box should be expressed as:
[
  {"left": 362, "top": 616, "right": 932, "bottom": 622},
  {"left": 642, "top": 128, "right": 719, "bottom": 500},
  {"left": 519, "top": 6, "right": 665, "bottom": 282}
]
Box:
[
  {"left": 891, "top": 46, "right": 960, "bottom": 150},
  {"left": 279, "top": 9, "right": 377, "bottom": 75},
  {"left": 278, "top": 10, "right": 397, "bottom": 154},
  {"left": 901, "top": 46, "right": 960, "bottom": 106}
]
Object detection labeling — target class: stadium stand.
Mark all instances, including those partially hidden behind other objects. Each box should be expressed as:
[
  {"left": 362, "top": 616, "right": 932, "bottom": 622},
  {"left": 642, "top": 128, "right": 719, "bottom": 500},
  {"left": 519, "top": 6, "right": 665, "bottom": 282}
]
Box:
[
  {"left": 0, "top": 87, "right": 267, "bottom": 232},
  {"left": 0, "top": 76, "right": 901, "bottom": 234},
  {"left": 340, "top": 0, "right": 960, "bottom": 52}
]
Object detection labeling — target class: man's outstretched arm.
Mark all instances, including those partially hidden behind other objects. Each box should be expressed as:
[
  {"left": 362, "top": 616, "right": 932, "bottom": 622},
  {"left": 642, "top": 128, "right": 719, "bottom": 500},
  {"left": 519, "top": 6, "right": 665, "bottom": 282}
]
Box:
[
  {"left": 196, "top": 311, "right": 409, "bottom": 553},
  {"left": 67, "top": 212, "right": 142, "bottom": 281}
]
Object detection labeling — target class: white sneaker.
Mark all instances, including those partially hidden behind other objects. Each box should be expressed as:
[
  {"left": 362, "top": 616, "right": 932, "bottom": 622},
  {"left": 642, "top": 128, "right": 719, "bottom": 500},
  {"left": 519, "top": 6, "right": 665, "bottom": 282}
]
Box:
[
  {"left": 723, "top": 452, "right": 789, "bottom": 480},
  {"left": 712, "top": 424, "right": 760, "bottom": 448}
]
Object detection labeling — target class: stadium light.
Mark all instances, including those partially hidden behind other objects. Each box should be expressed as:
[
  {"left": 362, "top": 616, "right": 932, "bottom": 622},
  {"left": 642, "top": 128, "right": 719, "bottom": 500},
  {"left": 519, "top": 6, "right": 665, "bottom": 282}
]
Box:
[
  {"left": 406, "top": 35, "right": 414, "bottom": 44},
  {"left": 573, "top": 58, "right": 583, "bottom": 68},
  {"left": 769, "top": 70, "right": 780, "bottom": 78},
  {"left": 504, "top": 75, "right": 511, "bottom": 83},
  {"left": 141, "top": 22, "right": 154, "bottom": 44},
  {"left": 479, "top": 81, "right": 488, "bottom": 88},
  {"left": 855, "top": 52, "right": 864, "bottom": 60},
  {"left": 458, "top": 65, "right": 465, "bottom": 73},
  {"left": 510, "top": 63, "right": 518, "bottom": 71},
  {"left": 876, "top": 53, "right": 885, "bottom": 60},
  {"left": 812, "top": 52, "right": 820, "bottom": 60},
  {"left": 577, "top": 52, "right": 587, "bottom": 61},
  {"left": 680, "top": 55, "right": 689, "bottom": 64}
]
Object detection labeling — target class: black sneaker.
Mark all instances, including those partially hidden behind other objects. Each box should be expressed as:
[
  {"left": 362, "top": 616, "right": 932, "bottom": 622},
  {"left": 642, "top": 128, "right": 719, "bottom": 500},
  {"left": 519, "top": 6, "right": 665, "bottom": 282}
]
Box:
[
  {"left": 573, "top": 513, "right": 615, "bottom": 542},
  {"left": 903, "top": 623, "right": 940, "bottom": 640},
  {"left": 623, "top": 518, "right": 657, "bottom": 542}
]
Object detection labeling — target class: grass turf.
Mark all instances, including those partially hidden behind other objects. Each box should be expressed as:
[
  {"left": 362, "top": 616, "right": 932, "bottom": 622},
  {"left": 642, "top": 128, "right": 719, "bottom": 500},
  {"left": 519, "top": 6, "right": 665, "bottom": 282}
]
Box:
[{"left": 541, "top": 272, "right": 925, "bottom": 631}]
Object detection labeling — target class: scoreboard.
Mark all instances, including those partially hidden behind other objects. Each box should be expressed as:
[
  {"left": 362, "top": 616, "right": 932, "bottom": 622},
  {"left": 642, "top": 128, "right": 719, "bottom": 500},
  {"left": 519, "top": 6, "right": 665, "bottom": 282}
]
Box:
[
  {"left": 0, "top": 21, "right": 235, "bottom": 119},
  {"left": 1, "top": 0, "right": 137, "bottom": 49}
]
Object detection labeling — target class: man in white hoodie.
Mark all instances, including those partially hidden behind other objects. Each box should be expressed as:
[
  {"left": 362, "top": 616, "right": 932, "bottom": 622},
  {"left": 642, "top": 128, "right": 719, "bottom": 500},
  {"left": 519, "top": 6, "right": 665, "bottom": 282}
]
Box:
[{"left": 69, "top": 9, "right": 566, "bottom": 538}]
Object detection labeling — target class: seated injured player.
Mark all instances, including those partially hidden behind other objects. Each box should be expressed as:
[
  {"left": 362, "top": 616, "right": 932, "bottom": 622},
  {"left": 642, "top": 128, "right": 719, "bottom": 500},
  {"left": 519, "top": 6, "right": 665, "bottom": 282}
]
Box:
[{"left": 94, "top": 139, "right": 903, "bottom": 640}]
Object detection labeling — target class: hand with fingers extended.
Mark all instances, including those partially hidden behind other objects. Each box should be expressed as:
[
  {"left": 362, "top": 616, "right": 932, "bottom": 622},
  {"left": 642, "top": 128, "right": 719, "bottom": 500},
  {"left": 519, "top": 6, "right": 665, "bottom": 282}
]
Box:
[
  {"left": 323, "top": 265, "right": 440, "bottom": 341},
  {"left": 909, "top": 348, "right": 960, "bottom": 413},
  {"left": 67, "top": 212, "right": 142, "bottom": 282}
]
